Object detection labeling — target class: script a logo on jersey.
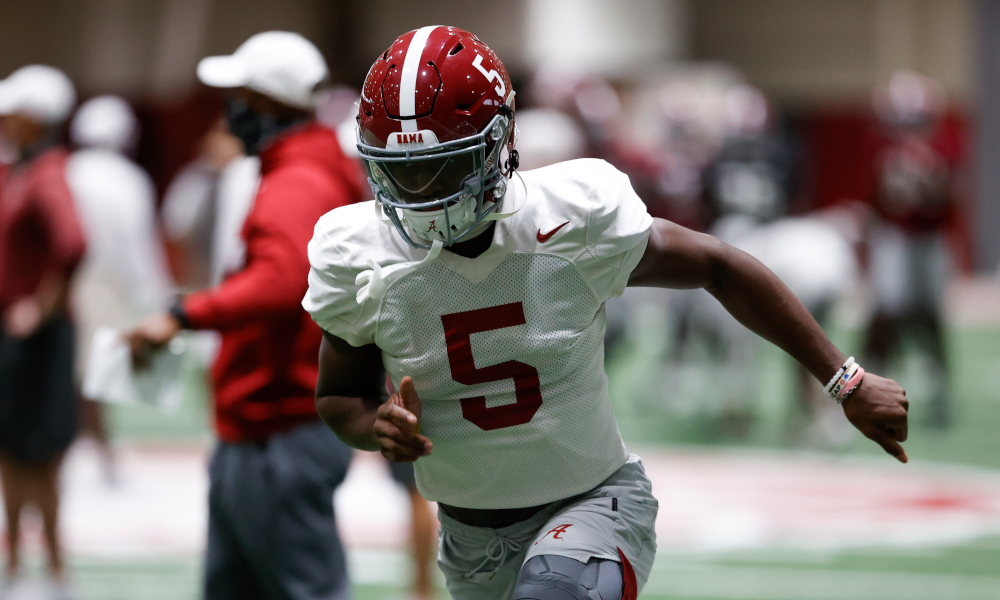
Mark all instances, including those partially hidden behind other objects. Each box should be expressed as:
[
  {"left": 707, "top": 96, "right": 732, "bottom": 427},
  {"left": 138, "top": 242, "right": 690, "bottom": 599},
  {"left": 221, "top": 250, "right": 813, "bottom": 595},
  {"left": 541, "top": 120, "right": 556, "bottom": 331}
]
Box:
[{"left": 535, "top": 524, "right": 573, "bottom": 545}]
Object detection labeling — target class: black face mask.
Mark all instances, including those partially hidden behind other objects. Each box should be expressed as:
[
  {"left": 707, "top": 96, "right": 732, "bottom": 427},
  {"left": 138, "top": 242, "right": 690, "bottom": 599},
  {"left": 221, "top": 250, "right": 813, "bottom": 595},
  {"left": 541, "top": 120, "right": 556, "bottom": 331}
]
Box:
[{"left": 225, "top": 99, "right": 297, "bottom": 156}]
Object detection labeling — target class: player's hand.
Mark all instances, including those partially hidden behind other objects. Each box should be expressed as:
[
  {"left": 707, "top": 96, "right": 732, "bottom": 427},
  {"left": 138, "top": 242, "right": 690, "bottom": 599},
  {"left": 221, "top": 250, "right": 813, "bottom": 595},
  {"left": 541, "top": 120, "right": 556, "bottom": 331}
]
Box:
[
  {"left": 3, "top": 297, "right": 43, "bottom": 338},
  {"left": 126, "top": 313, "right": 181, "bottom": 369},
  {"left": 374, "top": 376, "right": 432, "bottom": 463},
  {"left": 841, "top": 373, "right": 909, "bottom": 463}
]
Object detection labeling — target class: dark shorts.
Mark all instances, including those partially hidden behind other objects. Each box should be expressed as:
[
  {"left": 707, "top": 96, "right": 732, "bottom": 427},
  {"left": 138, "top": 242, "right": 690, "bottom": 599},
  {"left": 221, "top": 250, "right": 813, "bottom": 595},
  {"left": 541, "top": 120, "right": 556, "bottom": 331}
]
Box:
[
  {"left": 0, "top": 316, "right": 77, "bottom": 463},
  {"left": 205, "top": 420, "right": 353, "bottom": 600}
]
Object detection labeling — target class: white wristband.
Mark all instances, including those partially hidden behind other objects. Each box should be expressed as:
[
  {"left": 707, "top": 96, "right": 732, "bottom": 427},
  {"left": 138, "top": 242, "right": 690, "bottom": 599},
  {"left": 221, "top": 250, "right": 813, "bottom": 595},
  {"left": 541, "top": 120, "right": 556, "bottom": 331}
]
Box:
[
  {"left": 824, "top": 357, "right": 855, "bottom": 396},
  {"left": 829, "top": 362, "right": 860, "bottom": 400}
]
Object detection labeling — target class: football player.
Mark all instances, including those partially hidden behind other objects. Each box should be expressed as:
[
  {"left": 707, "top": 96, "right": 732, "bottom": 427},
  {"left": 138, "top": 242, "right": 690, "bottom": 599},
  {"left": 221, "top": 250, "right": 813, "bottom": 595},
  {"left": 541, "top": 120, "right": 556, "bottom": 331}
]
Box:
[
  {"left": 303, "top": 26, "right": 910, "bottom": 600},
  {"left": 865, "top": 71, "right": 956, "bottom": 428}
]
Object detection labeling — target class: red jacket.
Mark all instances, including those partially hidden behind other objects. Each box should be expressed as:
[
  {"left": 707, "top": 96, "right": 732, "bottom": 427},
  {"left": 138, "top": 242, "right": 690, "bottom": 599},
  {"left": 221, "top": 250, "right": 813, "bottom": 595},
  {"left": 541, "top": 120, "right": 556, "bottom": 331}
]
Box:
[
  {"left": 0, "top": 148, "right": 86, "bottom": 311},
  {"left": 183, "top": 123, "right": 364, "bottom": 442}
]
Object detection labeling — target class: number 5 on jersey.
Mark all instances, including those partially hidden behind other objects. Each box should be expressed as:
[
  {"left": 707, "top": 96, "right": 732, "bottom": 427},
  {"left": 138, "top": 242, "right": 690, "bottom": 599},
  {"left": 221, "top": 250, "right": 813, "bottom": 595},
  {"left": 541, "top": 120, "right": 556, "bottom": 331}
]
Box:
[{"left": 441, "top": 302, "right": 542, "bottom": 431}]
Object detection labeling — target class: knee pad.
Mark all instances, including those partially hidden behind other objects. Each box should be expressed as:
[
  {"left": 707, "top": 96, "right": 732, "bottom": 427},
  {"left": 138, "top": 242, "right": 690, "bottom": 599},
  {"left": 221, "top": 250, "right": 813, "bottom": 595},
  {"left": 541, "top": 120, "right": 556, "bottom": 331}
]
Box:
[{"left": 512, "top": 554, "right": 623, "bottom": 600}]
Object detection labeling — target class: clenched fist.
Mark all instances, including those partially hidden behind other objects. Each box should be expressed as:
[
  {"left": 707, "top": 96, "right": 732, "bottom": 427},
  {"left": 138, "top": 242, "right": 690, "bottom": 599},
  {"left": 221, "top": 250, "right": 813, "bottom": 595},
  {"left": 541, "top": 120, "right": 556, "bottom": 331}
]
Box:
[{"left": 842, "top": 373, "right": 910, "bottom": 463}]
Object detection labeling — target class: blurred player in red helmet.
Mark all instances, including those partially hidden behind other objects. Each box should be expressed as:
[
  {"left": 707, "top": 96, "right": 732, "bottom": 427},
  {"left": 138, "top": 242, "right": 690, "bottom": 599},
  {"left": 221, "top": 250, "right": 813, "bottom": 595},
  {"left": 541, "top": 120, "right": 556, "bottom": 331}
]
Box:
[
  {"left": 865, "top": 71, "right": 957, "bottom": 428},
  {"left": 304, "top": 26, "right": 911, "bottom": 600}
]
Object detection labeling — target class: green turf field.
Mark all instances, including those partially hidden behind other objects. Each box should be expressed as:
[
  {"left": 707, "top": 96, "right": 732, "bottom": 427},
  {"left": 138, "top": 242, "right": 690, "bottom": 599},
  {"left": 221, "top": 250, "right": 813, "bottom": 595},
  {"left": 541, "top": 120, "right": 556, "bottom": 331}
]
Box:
[
  {"left": 607, "top": 325, "right": 1000, "bottom": 470},
  {"left": 642, "top": 538, "right": 1000, "bottom": 599},
  {"left": 62, "top": 538, "right": 1000, "bottom": 600},
  {"left": 65, "top": 325, "right": 1000, "bottom": 599}
]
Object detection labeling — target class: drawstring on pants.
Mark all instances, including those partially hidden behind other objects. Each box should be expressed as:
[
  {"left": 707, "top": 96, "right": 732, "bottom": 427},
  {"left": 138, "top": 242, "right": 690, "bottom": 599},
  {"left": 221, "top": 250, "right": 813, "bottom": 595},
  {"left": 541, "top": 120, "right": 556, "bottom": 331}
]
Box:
[{"left": 463, "top": 534, "right": 523, "bottom": 581}]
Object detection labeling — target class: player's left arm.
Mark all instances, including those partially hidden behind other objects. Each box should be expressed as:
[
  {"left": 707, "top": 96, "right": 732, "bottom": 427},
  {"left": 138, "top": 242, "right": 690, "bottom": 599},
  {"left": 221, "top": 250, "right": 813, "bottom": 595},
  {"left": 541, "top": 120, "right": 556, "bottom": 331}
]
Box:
[
  {"left": 315, "top": 331, "right": 432, "bottom": 462},
  {"left": 629, "top": 218, "right": 910, "bottom": 463}
]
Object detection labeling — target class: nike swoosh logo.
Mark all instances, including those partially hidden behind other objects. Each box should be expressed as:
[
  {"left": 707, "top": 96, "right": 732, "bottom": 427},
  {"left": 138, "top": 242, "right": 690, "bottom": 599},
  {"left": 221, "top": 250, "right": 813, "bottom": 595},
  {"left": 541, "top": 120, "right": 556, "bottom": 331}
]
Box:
[{"left": 537, "top": 221, "right": 570, "bottom": 243}]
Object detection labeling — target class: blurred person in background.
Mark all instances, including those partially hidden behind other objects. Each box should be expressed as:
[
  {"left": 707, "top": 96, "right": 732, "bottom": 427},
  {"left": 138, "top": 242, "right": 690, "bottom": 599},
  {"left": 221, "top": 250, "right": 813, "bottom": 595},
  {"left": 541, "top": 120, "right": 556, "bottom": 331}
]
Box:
[
  {"left": 656, "top": 84, "right": 789, "bottom": 436},
  {"left": 315, "top": 85, "right": 366, "bottom": 162},
  {"left": 864, "top": 71, "right": 958, "bottom": 429},
  {"left": 724, "top": 215, "right": 858, "bottom": 444},
  {"left": 701, "top": 85, "right": 794, "bottom": 229},
  {"left": 66, "top": 95, "right": 174, "bottom": 482},
  {"left": 127, "top": 32, "right": 363, "bottom": 600},
  {"left": 681, "top": 84, "right": 856, "bottom": 444},
  {"left": 621, "top": 70, "right": 742, "bottom": 229},
  {"left": 512, "top": 108, "right": 587, "bottom": 172},
  {"left": 0, "top": 65, "right": 84, "bottom": 599},
  {"left": 161, "top": 117, "right": 256, "bottom": 291}
]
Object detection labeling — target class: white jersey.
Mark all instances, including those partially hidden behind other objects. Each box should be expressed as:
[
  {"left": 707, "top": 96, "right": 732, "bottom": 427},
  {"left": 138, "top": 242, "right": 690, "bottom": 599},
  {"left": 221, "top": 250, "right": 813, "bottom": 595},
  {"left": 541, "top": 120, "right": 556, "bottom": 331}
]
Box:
[
  {"left": 304, "top": 159, "right": 652, "bottom": 509},
  {"left": 209, "top": 156, "right": 260, "bottom": 286},
  {"left": 66, "top": 149, "right": 173, "bottom": 314},
  {"left": 66, "top": 149, "right": 175, "bottom": 383}
]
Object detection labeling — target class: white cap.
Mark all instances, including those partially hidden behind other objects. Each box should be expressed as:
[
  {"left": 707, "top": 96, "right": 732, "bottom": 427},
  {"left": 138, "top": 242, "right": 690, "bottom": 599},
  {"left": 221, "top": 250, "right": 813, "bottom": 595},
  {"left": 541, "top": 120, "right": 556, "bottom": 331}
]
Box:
[
  {"left": 71, "top": 95, "right": 139, "bottom": 152},
  {"left": 197, "top": 31, "right": 327, "bottom": 109},
  {"left": 0, "top": 65, "right": 76, "bottom": 124}
]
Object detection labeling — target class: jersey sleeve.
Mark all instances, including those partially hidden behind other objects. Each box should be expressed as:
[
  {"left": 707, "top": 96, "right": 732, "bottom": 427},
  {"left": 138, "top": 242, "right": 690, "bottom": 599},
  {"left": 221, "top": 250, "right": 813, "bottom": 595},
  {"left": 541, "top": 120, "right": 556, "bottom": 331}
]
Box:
[
  {"left": 302, "top": 216, "right": 378, "bottom": 347},
  {"left": 576, "top": 161, "right": 653, "bottom": 301}
]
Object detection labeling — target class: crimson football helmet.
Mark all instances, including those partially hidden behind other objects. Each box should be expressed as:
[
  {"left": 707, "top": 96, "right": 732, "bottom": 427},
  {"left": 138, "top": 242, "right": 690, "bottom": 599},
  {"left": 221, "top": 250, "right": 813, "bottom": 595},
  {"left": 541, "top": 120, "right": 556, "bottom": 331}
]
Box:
[{"left": 357, "top": 26, "right": 518, "bottom": 248}]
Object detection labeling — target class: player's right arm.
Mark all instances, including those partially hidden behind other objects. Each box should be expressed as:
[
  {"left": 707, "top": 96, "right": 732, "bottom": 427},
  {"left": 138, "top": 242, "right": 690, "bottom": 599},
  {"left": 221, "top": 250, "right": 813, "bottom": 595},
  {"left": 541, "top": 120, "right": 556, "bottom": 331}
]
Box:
[{"left": 315, "top": 330, "right": 432, "bottom": 462}]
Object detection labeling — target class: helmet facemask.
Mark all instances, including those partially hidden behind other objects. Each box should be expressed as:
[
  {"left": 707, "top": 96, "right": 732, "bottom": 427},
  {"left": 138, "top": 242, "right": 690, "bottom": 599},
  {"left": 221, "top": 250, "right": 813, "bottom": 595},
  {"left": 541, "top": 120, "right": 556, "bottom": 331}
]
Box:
[{"left": 359, "top": 112, "right": 514, "bottom": 249}]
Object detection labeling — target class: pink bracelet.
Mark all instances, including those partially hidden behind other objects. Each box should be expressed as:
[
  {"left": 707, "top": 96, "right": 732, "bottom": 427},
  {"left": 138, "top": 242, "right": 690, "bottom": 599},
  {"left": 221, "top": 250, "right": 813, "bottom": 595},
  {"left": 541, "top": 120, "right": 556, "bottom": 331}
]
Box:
[{"left": 836, "top": 366, "right": 865, "bottom": 404}]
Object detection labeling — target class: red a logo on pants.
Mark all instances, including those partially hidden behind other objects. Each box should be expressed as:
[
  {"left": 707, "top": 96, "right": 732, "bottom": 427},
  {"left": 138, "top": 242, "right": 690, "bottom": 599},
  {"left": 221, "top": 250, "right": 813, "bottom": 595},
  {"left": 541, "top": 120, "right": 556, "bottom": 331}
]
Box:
[{"left": 535, "top": 524, "right": 573, "bottom": 545}]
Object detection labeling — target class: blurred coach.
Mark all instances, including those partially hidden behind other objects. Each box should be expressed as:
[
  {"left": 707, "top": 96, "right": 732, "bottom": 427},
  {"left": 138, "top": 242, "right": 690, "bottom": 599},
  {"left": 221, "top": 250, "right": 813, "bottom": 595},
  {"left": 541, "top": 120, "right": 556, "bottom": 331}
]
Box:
[
  {"left": 129, "top": 32, "right": 363, "bottom": 600},
  {"left": 0, "top": 65, "right": 84, "bottom": 592}
]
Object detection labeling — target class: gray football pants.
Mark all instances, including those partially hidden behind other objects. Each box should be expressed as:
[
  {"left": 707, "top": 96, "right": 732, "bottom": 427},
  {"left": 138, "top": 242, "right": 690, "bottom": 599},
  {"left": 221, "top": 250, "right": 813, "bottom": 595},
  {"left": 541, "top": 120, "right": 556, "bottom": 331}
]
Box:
[
  {"left": 204, "top": 420, "right": 352, "bottom": 600},
  {"left": 437, "top": 455, "right": 656, "bottom": 600}
]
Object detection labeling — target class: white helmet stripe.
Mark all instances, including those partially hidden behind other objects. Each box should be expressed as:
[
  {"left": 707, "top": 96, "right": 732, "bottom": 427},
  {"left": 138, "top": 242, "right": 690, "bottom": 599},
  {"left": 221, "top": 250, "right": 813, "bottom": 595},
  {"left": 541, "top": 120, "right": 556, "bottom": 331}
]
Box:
[{"left": 399, "top": 25, "right": 438, "bottom": 132}]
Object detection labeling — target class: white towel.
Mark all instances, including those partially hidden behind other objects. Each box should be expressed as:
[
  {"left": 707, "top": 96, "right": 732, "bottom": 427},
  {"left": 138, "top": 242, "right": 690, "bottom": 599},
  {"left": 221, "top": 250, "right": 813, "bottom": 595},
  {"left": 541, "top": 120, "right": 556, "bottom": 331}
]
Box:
[{"left": 82, "top": 328, "right": 188, "bottom": 411}]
